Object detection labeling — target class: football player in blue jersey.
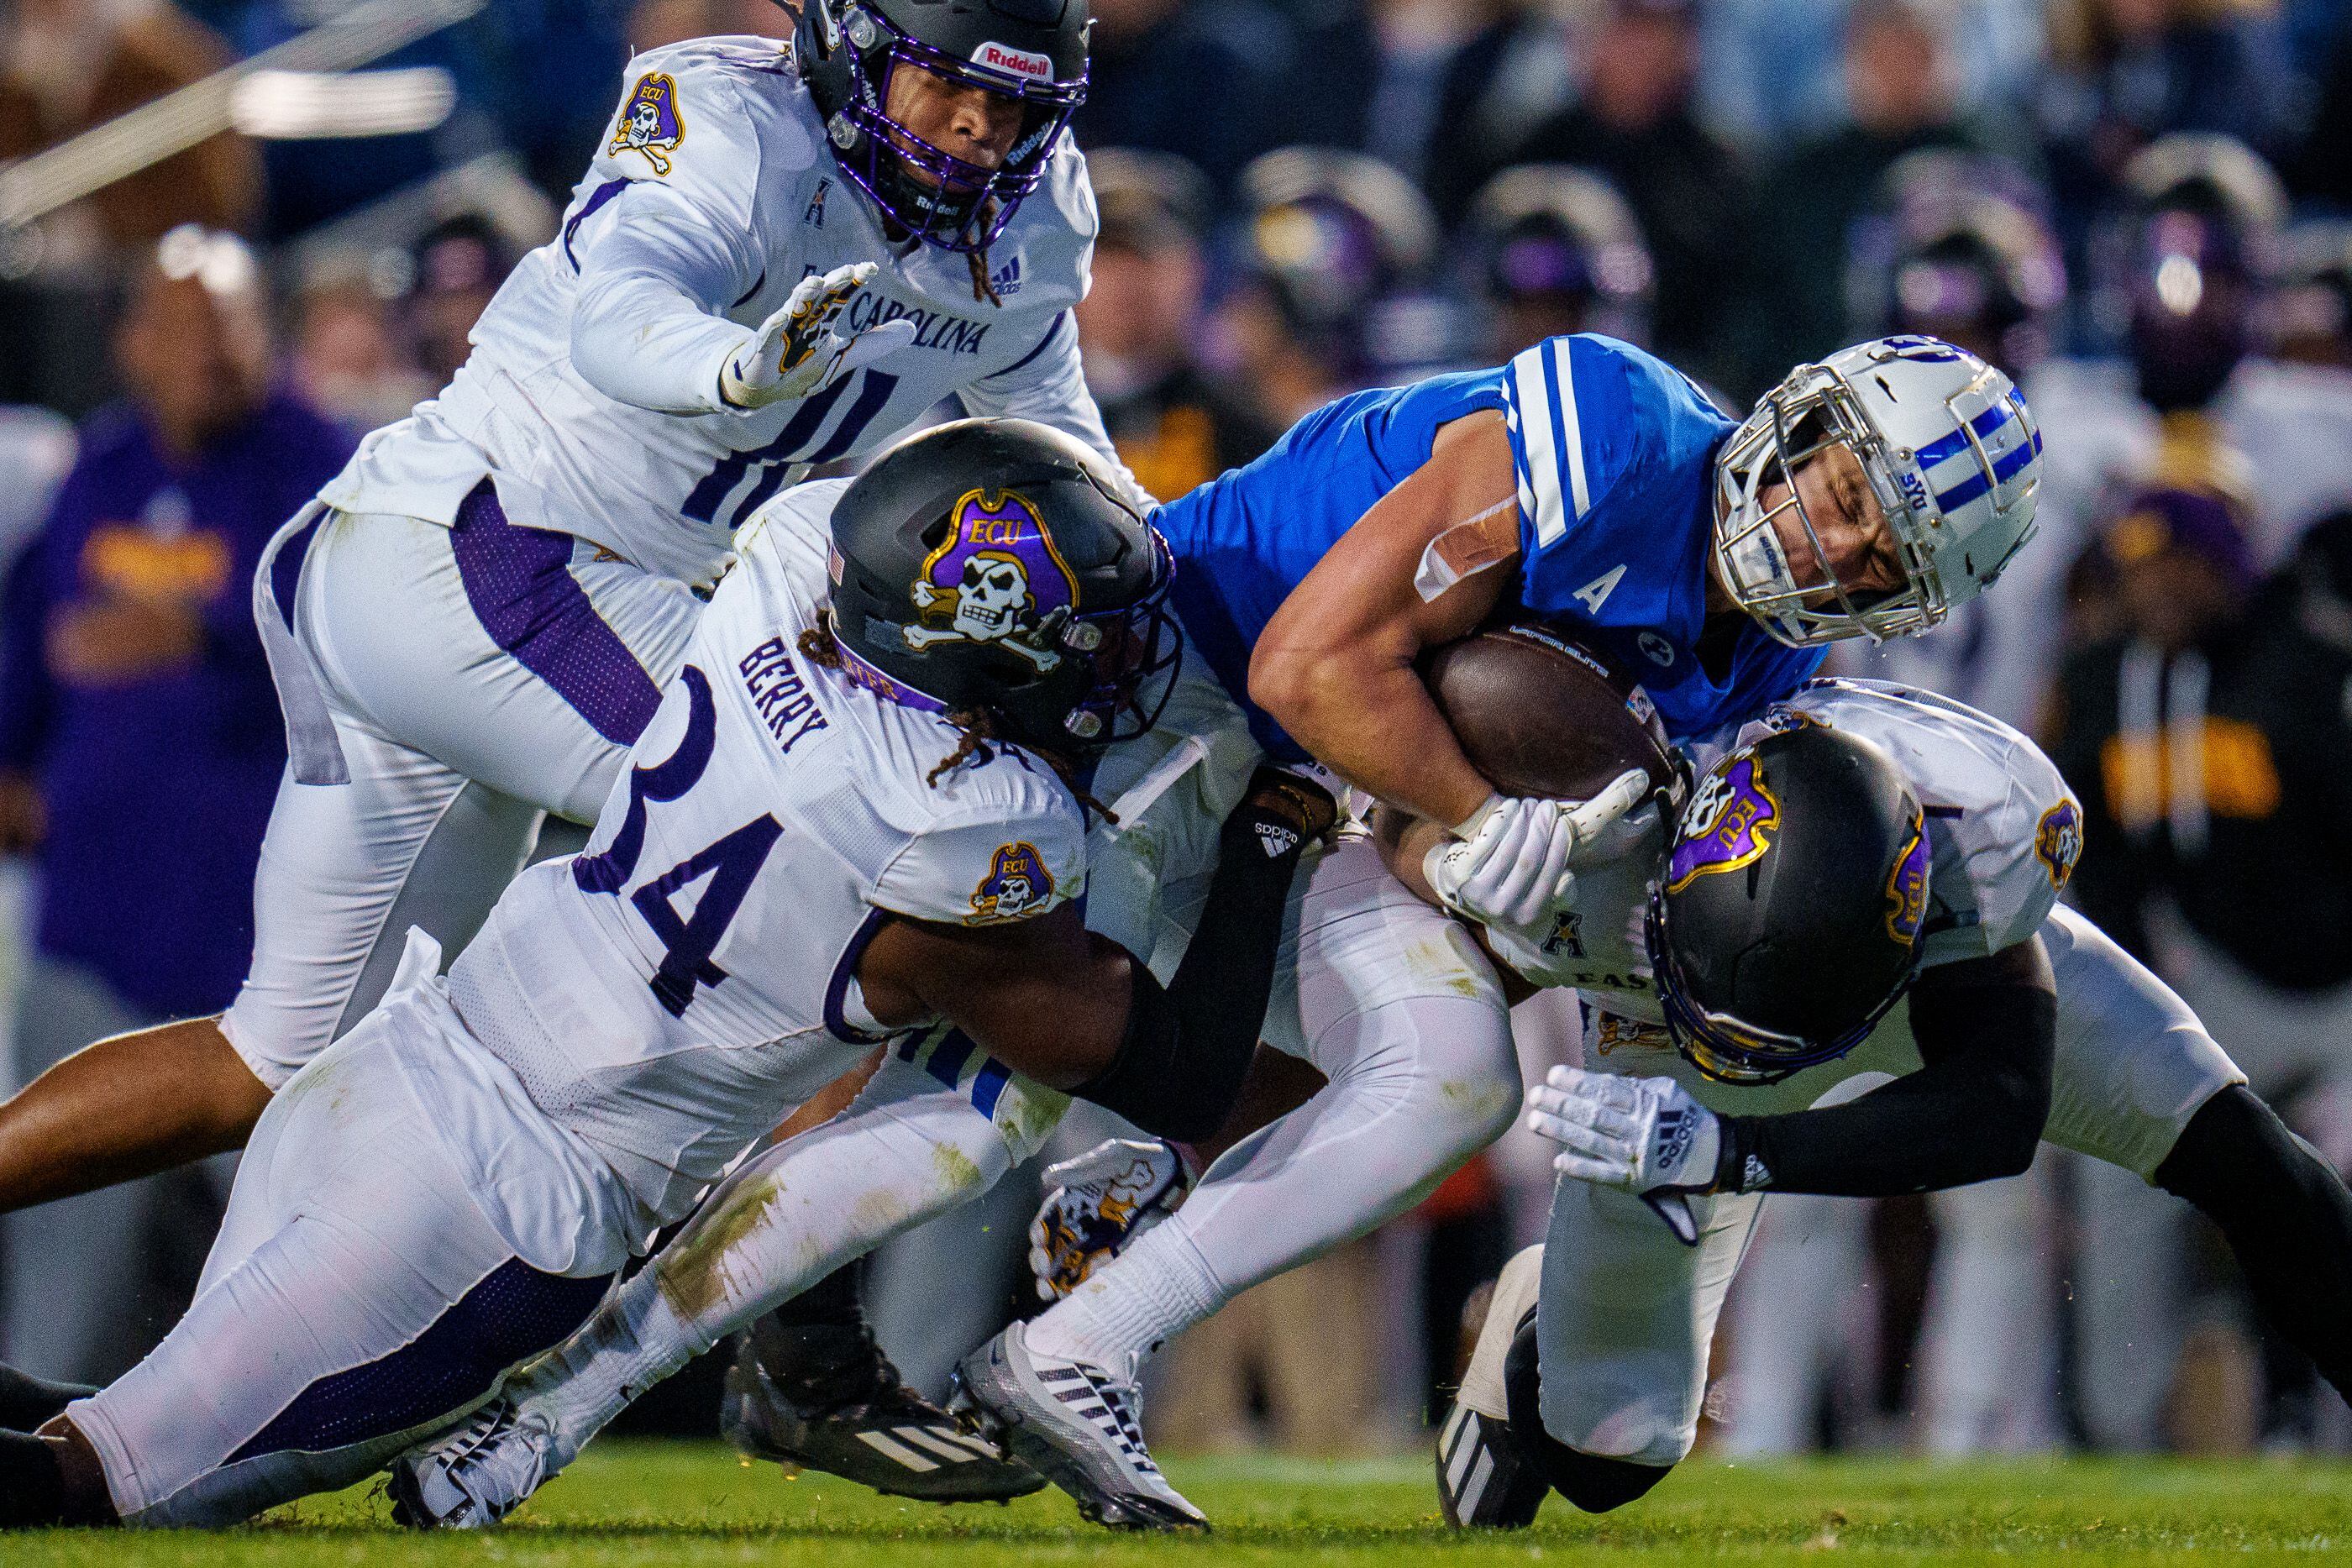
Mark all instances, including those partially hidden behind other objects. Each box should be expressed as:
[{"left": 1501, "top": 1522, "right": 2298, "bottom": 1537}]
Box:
[
  {"left": 1176, "top": 330, "right": 2040, "bottom": 930},
  {"left": 687, "top": 333, "right": 2049, "bottom": 1508}
]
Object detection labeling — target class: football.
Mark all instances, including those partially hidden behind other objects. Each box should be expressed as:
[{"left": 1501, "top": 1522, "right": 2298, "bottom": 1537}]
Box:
[{"left": 1421, "top": 620, "right": 1680, "bottom": 803}]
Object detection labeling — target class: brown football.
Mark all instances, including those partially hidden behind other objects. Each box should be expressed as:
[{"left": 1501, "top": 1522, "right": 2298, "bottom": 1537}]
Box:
[{"left": 1421, "top": 621, "right": 1679, "bottom": 801}]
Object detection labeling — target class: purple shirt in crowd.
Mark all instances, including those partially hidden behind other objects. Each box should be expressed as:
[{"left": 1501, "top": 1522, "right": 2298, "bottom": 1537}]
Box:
[{"left": 0, "top": 393, "right": 355, "bottom": 1019}]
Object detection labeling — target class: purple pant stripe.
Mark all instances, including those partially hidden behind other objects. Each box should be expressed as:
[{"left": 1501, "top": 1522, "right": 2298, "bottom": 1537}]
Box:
[{"left": 449, "top": 480, "right": 664, "bottom": 746}]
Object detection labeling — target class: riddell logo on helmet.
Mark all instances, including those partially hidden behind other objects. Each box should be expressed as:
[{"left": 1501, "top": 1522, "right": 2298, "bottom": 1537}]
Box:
[{"left": 974, "top": 41, "right": 1053, "bottom": 79}]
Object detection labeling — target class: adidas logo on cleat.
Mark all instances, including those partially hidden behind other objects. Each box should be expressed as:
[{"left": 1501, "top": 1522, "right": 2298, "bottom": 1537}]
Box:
[{"left": 853, "top": 1423, "right": 1008, "bottom": 1472}]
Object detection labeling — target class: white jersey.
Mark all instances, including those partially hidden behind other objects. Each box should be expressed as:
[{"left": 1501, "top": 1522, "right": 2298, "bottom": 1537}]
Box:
[
  {"left": 419, "top": 480, "right": 1088, "bottom": 1261},
  {"left": 318, "top": 35, "right": 1114, "bottom": 589},
  {"left": 1484, "top": 678, "right": 2083, "bottom": 1114}
]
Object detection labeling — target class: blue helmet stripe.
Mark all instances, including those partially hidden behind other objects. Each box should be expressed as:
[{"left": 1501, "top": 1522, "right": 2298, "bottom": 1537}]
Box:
[
  {"left": 1931, "top": 427, "right": 2041, "bottom": 512},
  {"left": 1910, "top": 402, "right": 2013, "bottom": 474}
]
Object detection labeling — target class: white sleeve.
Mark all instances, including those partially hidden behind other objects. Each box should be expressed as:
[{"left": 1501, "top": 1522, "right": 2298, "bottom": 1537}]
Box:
[
  {"left": 956, "top": 312, "right": 1153, "bottom": 506},
  {"left": 1920, "top": 763, "right": 2078, "bottom": 965},
  {"left": 871, "top": 800, "right": 1089, "bottom": 926},
  {"left": 565, "top": 64, "right": 768, "bottom": 416}
]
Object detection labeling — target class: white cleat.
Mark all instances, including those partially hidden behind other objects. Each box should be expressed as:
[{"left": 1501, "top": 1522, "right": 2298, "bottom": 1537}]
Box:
[
  {"left": 387, "top": 1399, "right": 558, "bottom": 1529},
  {"left": 951, "top": 1322, "right": 1207, "bottom": 1531},
  {"left": 1437, "top": 1243, "right": 1551, "bottom": 1529}
]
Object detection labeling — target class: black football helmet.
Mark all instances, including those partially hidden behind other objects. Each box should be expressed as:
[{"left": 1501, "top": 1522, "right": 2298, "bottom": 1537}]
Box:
[
  {"left": 826, "top": 418, "right": 1179, "bottom": 755},
  {"left": 1645, "top": 724, "right": 1931, "bottom": 1085},
  {"left": 795, "top": 0, "right": 1088, "bottom": 253}
]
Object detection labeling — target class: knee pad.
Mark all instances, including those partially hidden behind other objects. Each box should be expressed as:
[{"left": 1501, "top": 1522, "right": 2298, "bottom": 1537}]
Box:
[{"left": 1501, "top": 1312, "right": 1673, "bottom": 1514}]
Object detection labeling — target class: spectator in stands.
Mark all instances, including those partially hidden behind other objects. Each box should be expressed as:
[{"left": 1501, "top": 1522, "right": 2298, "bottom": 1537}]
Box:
[
  {"left": 1215, "top": 148, "right": 1441, "bottom": 430},
  {"left": 1456, "top": 163, "right": 1655, "bottom": 360},
  {"left": 2275, "top": 222, "right": 2352, "bottom": 374},
  {"left": 289, "top": 264, "right": 431, "bottom": 435},
  {"left": 402, "top": 212, "right": 516, "bottom": 388},
  {"left": 1073, "top": 0, "right": 1297, "bottom": 193},
  {"left": 1075, "top": 149, "right": 1280, "bottom": 501},
  {"left": 2039, "top": 0, "right": 2299, "bottom": 222},
  {"left": 2048, "top": 485, "right": 2352, "bottom": 1447},
  {"left": 1468, "top": 0, "right": 1754, "bottom": 394},
  {"left": 0, "top": 228, "right": 354, "bottom": 1383},
  {"left": 1754, "top": 0, "right": 2030, "bottom": 381}
]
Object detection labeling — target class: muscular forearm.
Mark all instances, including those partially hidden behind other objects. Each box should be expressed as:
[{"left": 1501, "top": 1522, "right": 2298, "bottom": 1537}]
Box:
[
  {"left": 1260, "top": 653, "right": 1493, "bottom": 827},
  {"left": 0, "top": 1019, "right": 270, "bottom": 1210}
]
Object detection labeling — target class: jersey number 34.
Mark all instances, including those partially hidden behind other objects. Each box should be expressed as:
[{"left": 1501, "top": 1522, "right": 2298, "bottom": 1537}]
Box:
[{"left": 573, "top": 664, "right": 782, "bottom": 1016}]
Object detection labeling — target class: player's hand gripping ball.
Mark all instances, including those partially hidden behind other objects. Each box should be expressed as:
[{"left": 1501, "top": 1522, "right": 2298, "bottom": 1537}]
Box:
[
  {"left": 1525, "top": 1065, "right": 1722, "bottom": 1246},
  {"left": 1029, "top": 1138, "right": 1192, "bottom": 1301},
  {"left": 1425, "top": 769, "right": 1649, "bottom": 930},
  {"left": 721, "top": 261, "right": 917, "bottom": 410}
]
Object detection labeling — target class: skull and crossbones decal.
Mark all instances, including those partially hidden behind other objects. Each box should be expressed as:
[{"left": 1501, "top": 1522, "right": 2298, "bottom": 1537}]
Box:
[
  {"left": 903, "top": 488, "right": 1077, "bottom": 671},
  {"left": 610, "top": 73, "right": 685, "bottom": 176}
]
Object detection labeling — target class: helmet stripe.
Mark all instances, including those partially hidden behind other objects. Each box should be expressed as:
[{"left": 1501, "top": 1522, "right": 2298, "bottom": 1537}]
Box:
[
  {"left": 1929, "top": 426, "right": 2041, "bottom": 512},
  {"left": 1505, "top": 344, "right": 1567, "bottom": 545},
  {"left": 1910, "top": 401, "right": 2012, "bottom": 474}
]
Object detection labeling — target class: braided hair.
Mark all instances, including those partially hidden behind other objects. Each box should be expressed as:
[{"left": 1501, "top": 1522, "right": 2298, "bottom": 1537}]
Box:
[{"left": 800, "top": 610, "right": 1115, "bottom": 819}]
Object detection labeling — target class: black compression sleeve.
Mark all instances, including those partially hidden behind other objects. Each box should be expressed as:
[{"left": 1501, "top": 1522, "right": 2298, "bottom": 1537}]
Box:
[
  {"left": 1071, "top": 789, "right": 1313, "bottom": 1141},
  {"left": 1711, "top": 946, "right": 2055, "bottom": 1198}
]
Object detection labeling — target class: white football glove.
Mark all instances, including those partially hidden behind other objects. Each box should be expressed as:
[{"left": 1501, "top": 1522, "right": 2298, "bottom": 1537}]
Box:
[
  {"left": 718, "top": 262, "right": 917, "bottom": 411},
  {"left": 1525, "top": 1064, "right": 1721, "bottom": 1246},
  {"left": 1423, "top": 768, "right": 1650, "bottom": 930},
  {"left": 1027, "top": 1138, "right": 1191, "bottom": 1301}
]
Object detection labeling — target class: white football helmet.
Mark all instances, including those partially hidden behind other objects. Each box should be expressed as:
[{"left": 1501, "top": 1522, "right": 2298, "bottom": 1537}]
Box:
[{"left": 1711, "top": 335, "right": 2042, "bottom": 647}]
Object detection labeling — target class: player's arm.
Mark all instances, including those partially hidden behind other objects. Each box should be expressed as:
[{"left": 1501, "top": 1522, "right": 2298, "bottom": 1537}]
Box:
[
  {"left": 1530, "top": 935, "right": 2056, "bottom": 1223},
  {"left": 1249, "top": 410, "right": 1520, "bottom": 829},
  {"left": 857, "top": 768, "right": 1334, "bottom": 1141},
  {"left": 1705, "top": 934, "right": 2056, "bottom": 1195}
]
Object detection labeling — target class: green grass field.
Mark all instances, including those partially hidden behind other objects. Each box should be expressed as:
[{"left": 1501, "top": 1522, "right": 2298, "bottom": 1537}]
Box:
[{"left": 13, "top": 1442, "right": 2352, "bottom": 1565}]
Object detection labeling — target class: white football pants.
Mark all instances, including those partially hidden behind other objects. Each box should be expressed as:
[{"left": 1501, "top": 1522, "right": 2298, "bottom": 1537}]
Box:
[
  {"left": 69, "top": 942, "right": 614, "bottom": 1525},
  {"left": 223, "top": 494, "right": 701, "bottom": 1087},
  {"left": 1028, "top": 836, "right": 1525, "bottom": 1370}
]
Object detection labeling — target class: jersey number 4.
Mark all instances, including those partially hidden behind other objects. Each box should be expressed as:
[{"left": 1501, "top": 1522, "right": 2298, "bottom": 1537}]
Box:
[{"left": 574, "top": 664, "right": 781, "bottom": 1016}]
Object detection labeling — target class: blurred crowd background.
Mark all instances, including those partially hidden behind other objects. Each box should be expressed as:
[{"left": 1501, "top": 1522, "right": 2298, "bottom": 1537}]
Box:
[{"left": 2, "top": 0, "right": 2351, "bottom": 1464}]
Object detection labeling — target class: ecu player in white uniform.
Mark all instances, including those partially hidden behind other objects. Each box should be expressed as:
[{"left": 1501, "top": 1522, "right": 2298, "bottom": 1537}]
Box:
[
  {"left": 0, "top": 423, "right": 1333, "bottom": 1530},
  {"left": 0, "top": 0, "right": 1127, "bottom": 1265},
  {"left": 1423, "top": 684, "right": 2352, "bottom": 1527}
]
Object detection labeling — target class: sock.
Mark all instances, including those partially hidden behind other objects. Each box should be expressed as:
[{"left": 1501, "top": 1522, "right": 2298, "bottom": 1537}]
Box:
[
  {"left": 2156, "top": 1084, "right": 2352, "bottom": 1403},
  {"left": 0, "top": 1366, "right": 97, "bottom": 1432},
  {"left": 1026, "top": 1216, "right": 1225, "bottom": 1370},
  {"left": 501, "top": 1266, "right": 703, "bottom": 1477},
  {"left": 0, "top": 1430, "right": 66, "bottom": 1528}
]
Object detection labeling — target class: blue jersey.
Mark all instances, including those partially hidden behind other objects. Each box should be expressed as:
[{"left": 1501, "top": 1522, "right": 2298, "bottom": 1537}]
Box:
[{"left": 1154, "top": 334, "right": 1824, "bottom": 758}]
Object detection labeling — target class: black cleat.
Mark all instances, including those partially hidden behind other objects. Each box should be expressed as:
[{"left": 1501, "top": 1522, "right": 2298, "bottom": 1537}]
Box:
[
  {"left": 0, "top": 1365, "right": 95, "bottom": 1432},
  {"left": 722, "top": 1317, "right": 1044, "bottom": 1502}
]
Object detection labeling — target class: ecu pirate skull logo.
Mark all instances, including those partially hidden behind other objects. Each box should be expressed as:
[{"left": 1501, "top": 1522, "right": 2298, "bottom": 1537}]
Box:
[
  {"left": 611, "top": 73, "right": 685, "bottom": 175},
  {"left": 971, "top": 842, "right": 1053, "bottom": 922},
  {"left": 905, "top": 488, "right": 1079, "bottom": 671}
]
